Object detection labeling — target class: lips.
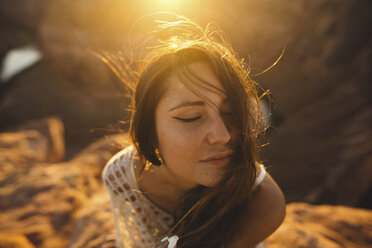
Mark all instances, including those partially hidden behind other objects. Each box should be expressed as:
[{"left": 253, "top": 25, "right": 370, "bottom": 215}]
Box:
[{"left": 200, "top": 151, "right": 234, "bottom": 166}]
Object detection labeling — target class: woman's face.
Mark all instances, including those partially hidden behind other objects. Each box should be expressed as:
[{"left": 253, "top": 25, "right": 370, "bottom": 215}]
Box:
[{"left": 155, "top": 61, "right": 236, "bottom": 190}]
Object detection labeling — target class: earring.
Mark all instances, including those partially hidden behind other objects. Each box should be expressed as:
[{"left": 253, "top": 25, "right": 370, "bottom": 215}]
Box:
[
  {"left": 155, "top": 148, "right": 164, "bottom": 164},
  {"left": 144, "top": 159, "right": 152, "bottom": 171}
]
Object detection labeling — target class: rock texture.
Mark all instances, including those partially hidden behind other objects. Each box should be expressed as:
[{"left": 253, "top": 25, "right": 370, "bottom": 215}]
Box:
[
  {"left": 0, "top": 0, "right": 371, "bottom": 207},
  {"left": 69, "top": 194, "right": 372, "bottom": 248},
  {"left": 0, "top": 117, "right": 64, "bottom": 187},
  {"left": 0, "top": 117, "right": 371, "bottom": 248},
  {"left": 266, "top": 203, "right": 372, "bottom": 248},
  {"left": 0, "top": 117, "right": 128, "bottom": 248}
]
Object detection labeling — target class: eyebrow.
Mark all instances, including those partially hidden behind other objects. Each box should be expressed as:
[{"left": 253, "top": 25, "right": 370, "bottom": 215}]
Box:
[
  {"left": 168, "top": 101, "right": 205, "bottom": 112},
  {"left": 168, "top": 98, "right": 230, "bottom": 112}
]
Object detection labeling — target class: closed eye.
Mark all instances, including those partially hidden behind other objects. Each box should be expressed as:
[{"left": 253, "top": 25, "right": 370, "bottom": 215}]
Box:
[{"left": 172, "top": 116, "right": 201, "bottom": 122}]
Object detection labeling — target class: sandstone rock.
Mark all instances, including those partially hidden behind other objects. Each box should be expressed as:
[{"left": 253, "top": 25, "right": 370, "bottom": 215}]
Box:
[
  {"left": 0, "top": 118, "right": 129, "bottom": 248},
  {"left": 0, "top": 0, "right": 370, "bottom": 208},
  {"left": 0, "top": 233, "right": 35, "bottom": 248},
  {"left": 0, "top": 59, "right": 129, "bottom": 160},
  {"left": 0, "top": 116, "right": 64, "bottom": 163},
  {"left": 266, "top": 203, "right": 372, "bottom": 248},
  {"left": 0, "top": 0, "right": 46, "bottom": 61},
  {"left": 0, "top": 116, "right": 64, "bottom": 187},
  {"left": 67, "top": 189, "right": 116, "bottom": 248},
  {"left": 245, "top": 0, "right": 372, "bottom": 207},
  {"left": 0, "top": 117, "right": 371, "bottom": 247},
  {"left": 68, "top": 197, "right": 372, "bottom": 248}
]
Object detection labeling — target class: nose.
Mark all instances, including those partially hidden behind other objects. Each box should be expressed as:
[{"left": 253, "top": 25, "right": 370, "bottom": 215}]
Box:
[{"left": 206, "top": 115, "right": 232, "bottom": 145}]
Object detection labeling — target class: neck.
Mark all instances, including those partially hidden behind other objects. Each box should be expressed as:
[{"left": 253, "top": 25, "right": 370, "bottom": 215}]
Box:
[{"left": 134, "top": 161, "right": 195, "bottom": 214}]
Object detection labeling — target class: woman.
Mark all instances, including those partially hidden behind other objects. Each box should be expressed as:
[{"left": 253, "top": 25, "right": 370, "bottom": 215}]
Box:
[{"left": 102, "top": 14, "right": 285, "bottom": 248}]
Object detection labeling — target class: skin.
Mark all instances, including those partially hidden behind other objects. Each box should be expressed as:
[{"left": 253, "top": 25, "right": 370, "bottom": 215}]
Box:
[
  {"left": 135, "top": 61, "right": 286, "bottom": 246},
  {"left": 228, "top": 173, "right": 286, "bottom": 248}
]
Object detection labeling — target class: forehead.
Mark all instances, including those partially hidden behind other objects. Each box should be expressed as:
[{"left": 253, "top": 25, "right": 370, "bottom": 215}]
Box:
[{"left": 161, "top": 61, "right": 226, "bottom": 104}]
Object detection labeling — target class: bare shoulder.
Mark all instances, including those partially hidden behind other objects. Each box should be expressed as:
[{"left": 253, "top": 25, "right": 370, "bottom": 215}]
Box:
[{"left": 228, "top": 173, "right": 286, "bottom": 248}]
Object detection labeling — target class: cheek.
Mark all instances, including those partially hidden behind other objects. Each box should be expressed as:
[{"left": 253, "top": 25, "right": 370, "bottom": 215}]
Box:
[
  {"left": 157, "top": 124, "right": 200, "bottom": 155},
  {"left": 156, "top": 120, "right": 207, "bottom": 166}
]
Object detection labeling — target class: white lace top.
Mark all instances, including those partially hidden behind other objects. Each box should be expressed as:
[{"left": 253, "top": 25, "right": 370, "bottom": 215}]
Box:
[{"left": 102, "top": 145, "right": 266, "bottom": 248}]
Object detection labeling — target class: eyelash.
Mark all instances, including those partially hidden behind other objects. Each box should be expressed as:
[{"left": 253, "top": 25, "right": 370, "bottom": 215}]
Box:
[
  {"left": 173, "top": 111, "right": 232, "bottom": 123},
  {"left": 173, "top": 116, "right": 201, "bottom": 122}
]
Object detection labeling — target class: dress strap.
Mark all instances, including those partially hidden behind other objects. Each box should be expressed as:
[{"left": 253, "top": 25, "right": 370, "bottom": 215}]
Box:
[{"left": 253, "top": 163, "right": 266, "bottom": 191}]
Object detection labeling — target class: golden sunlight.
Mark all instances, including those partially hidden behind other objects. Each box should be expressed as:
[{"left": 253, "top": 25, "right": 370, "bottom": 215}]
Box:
[
  {"left": 147, "top": 0, "right": 184, "bottom": 11},
  {"left": 160, "top": 0, "right": 178, "bottom": 4}
]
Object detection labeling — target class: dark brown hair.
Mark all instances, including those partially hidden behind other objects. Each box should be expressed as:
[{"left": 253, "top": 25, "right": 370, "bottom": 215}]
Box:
[{"left": 101, "top": 14, "right": 263, "bottom": 248}]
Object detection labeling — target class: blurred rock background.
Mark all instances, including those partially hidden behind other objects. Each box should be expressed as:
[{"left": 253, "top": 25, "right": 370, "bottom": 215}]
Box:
[
  {"left": 0, "top": 0, "right": 371, "bottom": 247},
  {"left": 0, "top": 117, "right": 371, "bottom": 248}
]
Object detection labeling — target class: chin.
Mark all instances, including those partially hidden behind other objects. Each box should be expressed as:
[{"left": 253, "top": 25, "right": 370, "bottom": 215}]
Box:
[{"left": 200, "top": 177, "right": 223, "bottom": 188}]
